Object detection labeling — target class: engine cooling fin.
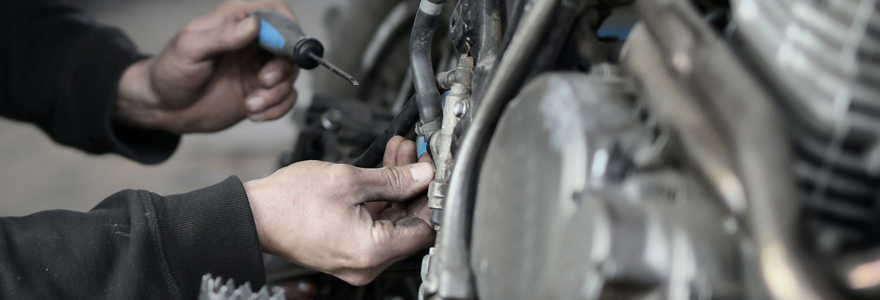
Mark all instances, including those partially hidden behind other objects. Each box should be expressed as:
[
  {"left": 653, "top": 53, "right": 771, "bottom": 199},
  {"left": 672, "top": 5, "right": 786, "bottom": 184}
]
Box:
[{"left": 734, "top": 0, "right": 880, "bottom": 252}]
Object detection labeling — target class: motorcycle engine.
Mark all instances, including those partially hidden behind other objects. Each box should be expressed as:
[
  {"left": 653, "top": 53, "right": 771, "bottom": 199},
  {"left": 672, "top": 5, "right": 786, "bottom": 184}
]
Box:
[
  {"left": 735, "top": 0, "right": 880, "bottom": 253},
  {"left": 471, "top": 73, "right": 744, "bottom": 299},
  {"left": 469, "top": 0, "right": 880, "bottom": 298}
]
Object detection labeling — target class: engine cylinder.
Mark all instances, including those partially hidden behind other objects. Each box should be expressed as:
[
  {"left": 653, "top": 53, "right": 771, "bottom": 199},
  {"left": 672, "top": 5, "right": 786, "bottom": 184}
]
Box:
[{"left": 735, "top": 0, "right": 880, "bottom": 252}]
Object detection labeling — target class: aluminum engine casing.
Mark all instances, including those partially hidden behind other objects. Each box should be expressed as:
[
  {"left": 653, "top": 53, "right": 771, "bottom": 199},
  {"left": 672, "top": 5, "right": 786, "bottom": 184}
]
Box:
[{"left": 471, "top": 73, "right": 742, "bottom": 299}]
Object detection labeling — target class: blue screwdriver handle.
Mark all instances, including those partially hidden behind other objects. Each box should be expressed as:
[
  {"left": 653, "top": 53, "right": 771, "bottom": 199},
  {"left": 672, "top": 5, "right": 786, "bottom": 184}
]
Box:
[{"left": 252, "top": 10, "right": 323, "bottom": 69}]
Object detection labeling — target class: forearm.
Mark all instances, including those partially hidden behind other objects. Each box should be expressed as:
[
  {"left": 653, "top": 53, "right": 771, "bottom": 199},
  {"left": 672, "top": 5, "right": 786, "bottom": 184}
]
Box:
[
  {"left": 0, "top": 177, "right": 265, "bottom": 300},
  {"left": 0, "top": 0, "right": 179, "bottom": 164}
]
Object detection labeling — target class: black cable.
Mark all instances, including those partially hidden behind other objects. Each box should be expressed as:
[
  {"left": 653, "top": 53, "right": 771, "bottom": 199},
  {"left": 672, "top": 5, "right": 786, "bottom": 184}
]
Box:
[
  {"left": 409, "top": 0, "right": 446, "bottom": 134},
  {"left": 352, "top": 96, "right": 420, "bottom": 168}
]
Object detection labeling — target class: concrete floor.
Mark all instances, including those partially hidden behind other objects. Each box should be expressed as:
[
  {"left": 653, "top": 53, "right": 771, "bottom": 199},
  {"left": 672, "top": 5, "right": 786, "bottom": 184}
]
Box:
[{"left": 0, "top": 0, "right": 344, "bottom": 216}]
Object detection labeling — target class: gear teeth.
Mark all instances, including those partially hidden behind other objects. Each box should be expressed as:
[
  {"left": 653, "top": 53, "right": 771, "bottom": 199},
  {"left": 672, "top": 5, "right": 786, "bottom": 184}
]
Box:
[
  {"left": 257, "top": 286, "right": 271, "bottom": 298},
  {"left": 199, "top": 274, "right": 286, "bottom": 300}
]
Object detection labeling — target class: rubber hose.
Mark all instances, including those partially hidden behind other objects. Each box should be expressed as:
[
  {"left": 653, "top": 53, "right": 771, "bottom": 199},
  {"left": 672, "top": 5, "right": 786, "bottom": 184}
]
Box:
[
  {"left": 409, "top": 0, "right": 445, "bottom": 132},
  {"left": 352, "top": 96, "right": 420, "bottom": 168}
]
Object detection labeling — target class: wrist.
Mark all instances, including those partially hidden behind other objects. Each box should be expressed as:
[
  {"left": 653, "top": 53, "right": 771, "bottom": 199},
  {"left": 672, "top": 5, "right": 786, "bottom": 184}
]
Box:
[
  {"left": 244, "top": 178, "right": 274, "bottom": 254},
  {"left": 116, "top": 58, "right": 165, "bottom": 130}
]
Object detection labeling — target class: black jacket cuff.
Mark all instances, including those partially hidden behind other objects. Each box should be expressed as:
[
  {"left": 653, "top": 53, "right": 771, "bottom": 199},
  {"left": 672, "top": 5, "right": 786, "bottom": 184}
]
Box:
[
  {"left": 149, "top": 176, "right": 265, "bottom": 300},
  {"left": 1, "top": 1, "right": 179, "bottom": 164},
  {"left": 61, "top": 24, "right": 179, "bottom": 164},
  {"left": 86, "top": 35, "right": 179, "bottom": 164}
]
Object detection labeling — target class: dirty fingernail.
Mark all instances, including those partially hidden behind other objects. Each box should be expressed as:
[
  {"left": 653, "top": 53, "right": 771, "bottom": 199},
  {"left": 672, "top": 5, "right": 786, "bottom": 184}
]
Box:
[
  {"left": 262, "top": 71, "right": 279, "bottom": 86},
  {"left": 237, "top": 16, "right": 257, "bottom": 37},
  {"left": 246, "top": 97, "right": 265, "bottom": 113},
  {"left": 410, "top": 162, "right": 434, "bottom": 183}
]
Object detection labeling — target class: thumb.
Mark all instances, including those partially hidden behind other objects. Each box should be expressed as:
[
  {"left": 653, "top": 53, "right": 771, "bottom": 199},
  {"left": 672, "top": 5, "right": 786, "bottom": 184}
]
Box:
[
  {"left": 353, "top": 162, "right": 434, "bottom": 204},
  {"left": 178, "top": 16, "right": 259, "bottom": 60}
]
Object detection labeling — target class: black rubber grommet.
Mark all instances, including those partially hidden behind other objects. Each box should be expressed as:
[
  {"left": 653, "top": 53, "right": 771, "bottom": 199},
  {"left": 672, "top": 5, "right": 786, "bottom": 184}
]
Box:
[{"left": 294, "top": 38, "right": 324, "bottom": 69}]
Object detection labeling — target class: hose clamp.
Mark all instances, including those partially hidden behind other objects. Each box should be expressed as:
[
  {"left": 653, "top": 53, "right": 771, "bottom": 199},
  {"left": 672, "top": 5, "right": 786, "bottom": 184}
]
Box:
[
  {"left": 419, "top": 0, "right": 443, "bottom": 15},
  {"left": 415, "top": 119, "right": 442, "bottom": 138}
]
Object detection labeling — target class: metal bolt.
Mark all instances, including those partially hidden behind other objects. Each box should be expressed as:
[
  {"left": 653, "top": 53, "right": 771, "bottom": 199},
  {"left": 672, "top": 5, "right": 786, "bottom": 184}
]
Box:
[
  {"left": 453, "top": 101, "right": 468, "bottom": 117},
  {"left": 671, "top": 51, "right": 692, "bottom": 74},
  {"left": 320, "top": 110, "right": 342, "bottom": 131}
]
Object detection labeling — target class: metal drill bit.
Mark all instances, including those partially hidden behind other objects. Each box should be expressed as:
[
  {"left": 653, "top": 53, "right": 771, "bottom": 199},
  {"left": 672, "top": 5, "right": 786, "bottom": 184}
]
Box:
[{"left": 308, "top": 52, "right": 359, "bottom": 86}]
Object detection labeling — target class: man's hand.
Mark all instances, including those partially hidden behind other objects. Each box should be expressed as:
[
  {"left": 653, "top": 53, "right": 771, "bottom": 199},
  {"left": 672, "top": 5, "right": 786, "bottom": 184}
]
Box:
[
  {"left": 244, "top": 136, "right": 435, "bottom": 285},
  {"left": 365, "top": 136, "right": 433, "bottom": 221},
  {"left": 116, "top": 1, "right": 300, "bottom": 134}
]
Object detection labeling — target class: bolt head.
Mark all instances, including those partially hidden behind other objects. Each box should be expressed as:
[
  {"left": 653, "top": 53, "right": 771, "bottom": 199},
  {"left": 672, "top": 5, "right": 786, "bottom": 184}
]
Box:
[
  {"left": 320, "top": 110, "right": 342, "bottom": 131},
  {"left": 453, "top": 101, "right": 468, "bottom": 117},
  {"left": 671, "top": 51, "right": 692, "bottom": 74}
]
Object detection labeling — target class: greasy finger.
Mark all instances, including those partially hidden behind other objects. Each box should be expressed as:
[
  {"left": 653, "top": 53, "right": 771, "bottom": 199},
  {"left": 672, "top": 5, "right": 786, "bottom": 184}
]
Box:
[
  {"left": 410, "top": 196, "right": 432, "bottom": 223},
  {"left": 251, "top": 88, "right": 297, "bottom": 122},
  {"left": 372, "top": 217, "right": 435, "bottom": 261},
  {"left": 418, "top": 152, "right": 432, "bottom": 163},
  {"left": 353, "top": 163, "right": 434, "bottom": 203},
  {"left": 245, "top": 80, "right": 292, "bottom": 115},
  {"left": 383, "top": 136, "right": 405, "bottom": 167},
  {"left": 396, "top": 140, "right": 417, "bottom": 165},
  {"left": 259, "top": 57, "right": 296, "bottom": 88}
]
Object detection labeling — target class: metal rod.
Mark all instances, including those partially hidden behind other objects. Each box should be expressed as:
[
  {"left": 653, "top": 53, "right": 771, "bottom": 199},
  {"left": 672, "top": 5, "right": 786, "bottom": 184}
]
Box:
[
  {"left": 428, "top": 0, "right": 561, "bottom": 298},
  {"left": 308, "top": 52, "right": 359, "bottom": 86}
]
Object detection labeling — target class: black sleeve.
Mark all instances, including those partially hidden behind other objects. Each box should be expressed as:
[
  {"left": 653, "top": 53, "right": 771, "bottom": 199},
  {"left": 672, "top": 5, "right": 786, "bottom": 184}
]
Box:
[
  {"left": 0, "top": 0, "right": 179, "bottom": 164},
  {"left": 0, "top": 176, "right": 266, "bottom": 300}
]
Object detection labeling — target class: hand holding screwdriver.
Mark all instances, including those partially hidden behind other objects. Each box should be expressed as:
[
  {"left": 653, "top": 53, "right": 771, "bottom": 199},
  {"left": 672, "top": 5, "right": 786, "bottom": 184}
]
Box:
[
  {"left": 252, "top": 10, "right": 359, "bottom": 86},
  {"left": 116, "top": 2, "right": 301, "bottom": 133}
]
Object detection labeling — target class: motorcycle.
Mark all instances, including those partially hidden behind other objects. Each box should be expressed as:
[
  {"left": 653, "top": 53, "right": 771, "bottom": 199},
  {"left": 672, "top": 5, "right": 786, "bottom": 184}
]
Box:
[{"left": 205, "top": 0, "right": 880, "bottom": 299}]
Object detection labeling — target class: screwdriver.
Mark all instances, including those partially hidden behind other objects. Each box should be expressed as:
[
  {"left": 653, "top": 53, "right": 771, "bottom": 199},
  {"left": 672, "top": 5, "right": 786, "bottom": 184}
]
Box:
[{"left": 252, "top": 10, "right": 359, "bottom": 86}]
